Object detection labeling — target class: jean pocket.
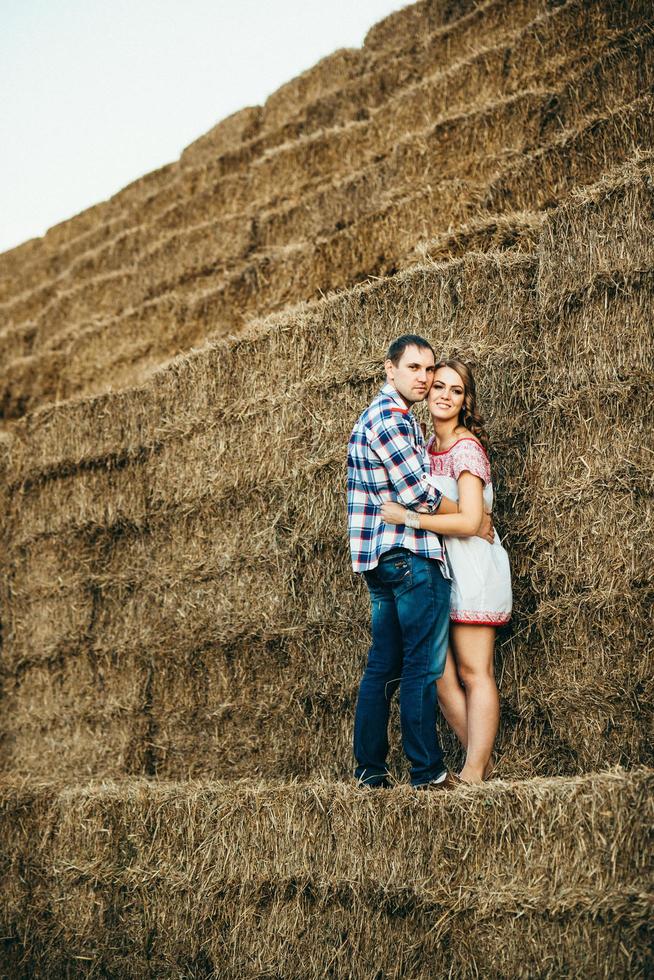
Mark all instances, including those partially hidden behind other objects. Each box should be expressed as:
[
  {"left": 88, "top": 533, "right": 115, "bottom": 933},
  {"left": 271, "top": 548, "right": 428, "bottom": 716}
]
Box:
[{"left": 376, "top": 555, "right": 411, "bottom": 585}]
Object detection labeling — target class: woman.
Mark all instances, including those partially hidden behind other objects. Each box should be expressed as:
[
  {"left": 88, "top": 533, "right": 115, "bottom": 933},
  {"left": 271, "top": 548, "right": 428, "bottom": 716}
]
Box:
[{"left": 380, "top": 359, "right": 511, "bottom": 783}]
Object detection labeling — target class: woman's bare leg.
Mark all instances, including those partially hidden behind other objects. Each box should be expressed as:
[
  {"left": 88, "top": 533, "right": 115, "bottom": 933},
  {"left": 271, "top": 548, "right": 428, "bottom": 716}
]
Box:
[
  {"left": 436, "top": 646, "right": 468, "bottom": 748},
  {"left": 451, "top": 624, "right": 499, "bottom": 783}
]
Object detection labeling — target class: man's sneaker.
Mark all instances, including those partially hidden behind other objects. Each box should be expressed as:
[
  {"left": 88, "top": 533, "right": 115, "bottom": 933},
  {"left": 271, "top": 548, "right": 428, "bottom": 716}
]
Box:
[
  {"left": 415, "top": 772, "right": 462, "bottom": 792},
  {"left": 356, "top": 777, "right": 392, "bottom": 790}
]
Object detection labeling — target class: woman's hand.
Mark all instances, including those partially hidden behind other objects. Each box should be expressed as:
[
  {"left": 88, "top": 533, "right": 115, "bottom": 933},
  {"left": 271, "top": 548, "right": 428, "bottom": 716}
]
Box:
[
  {"left": 478, "top": 510, "right": 495, "bottom": 544},
  {"left": 380, "top": 501, "right": 409, "bottom": 525}
]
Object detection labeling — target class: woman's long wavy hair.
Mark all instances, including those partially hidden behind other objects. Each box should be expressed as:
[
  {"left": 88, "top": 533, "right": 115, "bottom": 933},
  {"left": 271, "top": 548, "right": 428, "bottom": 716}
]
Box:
[{"left": 435, "top": 358, "right": 490, "bottom": 451}]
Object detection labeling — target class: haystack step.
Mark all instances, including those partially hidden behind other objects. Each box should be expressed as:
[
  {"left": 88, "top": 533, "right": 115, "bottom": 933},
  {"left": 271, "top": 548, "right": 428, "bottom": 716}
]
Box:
[
  {"left": 28, "top": 3, "right": 638, "bottom": 288},
  {"left": 2, "top": 17, "right": 651, "bottom": 337},
  {"left": 0, "top": 0, "right": 559, "bottom": 299},
  {"left": 1, "top": 769, "right": 651, "bottom": 978},
  {"left": 1, "top": 89, "right": 652, "bottom": 420}
]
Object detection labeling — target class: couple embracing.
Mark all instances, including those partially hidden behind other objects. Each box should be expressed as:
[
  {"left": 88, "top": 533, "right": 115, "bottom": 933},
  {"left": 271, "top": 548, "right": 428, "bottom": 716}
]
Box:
[{"left": 347, "top": 334, "right": 512, "bottom": 790}]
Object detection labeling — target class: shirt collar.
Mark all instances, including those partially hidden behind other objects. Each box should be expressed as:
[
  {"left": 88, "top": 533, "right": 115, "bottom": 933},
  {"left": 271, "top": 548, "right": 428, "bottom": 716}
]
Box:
[{"left": 380, "top": 381, "right": 411, "bottom": 413}]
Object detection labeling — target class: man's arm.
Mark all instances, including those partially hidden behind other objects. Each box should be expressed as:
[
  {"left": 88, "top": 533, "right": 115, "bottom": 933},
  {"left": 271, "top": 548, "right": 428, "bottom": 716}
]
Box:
[{"left": 366, "top": 415, "right": 442, "bottom": 512}]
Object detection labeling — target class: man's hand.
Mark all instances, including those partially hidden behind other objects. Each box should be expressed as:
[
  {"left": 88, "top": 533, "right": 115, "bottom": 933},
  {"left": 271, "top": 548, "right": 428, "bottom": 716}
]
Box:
[
  {"left": 380, "top": 501, "right": 408, "bottom": 525},
  {"left": 478, "top": 510, "right": 495, "bottom": 544}
]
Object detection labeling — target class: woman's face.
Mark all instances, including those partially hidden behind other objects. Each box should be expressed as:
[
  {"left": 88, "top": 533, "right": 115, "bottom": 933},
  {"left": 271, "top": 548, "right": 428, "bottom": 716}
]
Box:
[{"left": 428, "top": 366, "right": 465, "bottom": 423}]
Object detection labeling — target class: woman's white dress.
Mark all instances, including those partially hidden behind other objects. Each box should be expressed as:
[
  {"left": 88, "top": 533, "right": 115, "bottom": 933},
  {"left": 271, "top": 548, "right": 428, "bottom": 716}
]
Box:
[{"left": 427, "top": 436, "right": 512, "bottom": 626}]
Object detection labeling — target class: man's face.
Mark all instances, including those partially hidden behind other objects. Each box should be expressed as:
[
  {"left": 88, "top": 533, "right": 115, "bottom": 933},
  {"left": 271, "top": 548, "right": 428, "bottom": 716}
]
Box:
[{"left": 385, "top": 344, "right": 436, "bottom": 405}]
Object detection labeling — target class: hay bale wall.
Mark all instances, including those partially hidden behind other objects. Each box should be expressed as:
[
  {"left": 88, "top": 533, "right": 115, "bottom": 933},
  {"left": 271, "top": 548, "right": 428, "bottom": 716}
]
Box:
[
  {"left": 1, "top": 0, "right": 653, "bottom": 975},
  {"left": 0, "top": 770, "right": 651, "bottom": 978},
  {"left": 2, "top": 164, "right": 652, "bottom": 784},
  {"left": 0, "top": 1, "right": 651, "bottom": 417}
]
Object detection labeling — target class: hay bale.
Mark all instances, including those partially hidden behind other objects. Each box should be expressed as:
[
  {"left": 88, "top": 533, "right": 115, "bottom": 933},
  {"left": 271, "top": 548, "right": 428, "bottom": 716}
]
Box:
[
  {"left": 3, "top": 76, "right": 652, "bottom": 420},
  {"left": 413, "top": 210, "right": 545, "bottom": 262},
  {"left": 1, "top": 656, "right": 151, "bottom": 780},
  {"left": 363, "top": 0, "right": 478, "bottom": 54},
  {"left": 180, "top": 106, "right": 263, "bottom": 167},
  {"left": 365, "top": 0, "right": 541, "bottom": 62},
  {"left": 262, "top": 49, "right": 365, "bottom": 134},
  {"left": 0, "top": 770, "right": 651, "bottom": 977},
  {"left": 539, "top": 152, "right": 654, "bottom": 304}
]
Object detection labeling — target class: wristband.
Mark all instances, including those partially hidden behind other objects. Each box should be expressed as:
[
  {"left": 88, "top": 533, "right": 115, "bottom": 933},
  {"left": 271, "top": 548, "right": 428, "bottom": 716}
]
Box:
[{"left": 405, "top": 511, "right": 421, "bottom": 530}]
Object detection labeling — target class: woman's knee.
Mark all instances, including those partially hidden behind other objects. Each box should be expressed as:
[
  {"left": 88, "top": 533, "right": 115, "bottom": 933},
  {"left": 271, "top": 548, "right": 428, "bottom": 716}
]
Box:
[{"left": 457, "top": 661, "right": 493, "bottom": 688}]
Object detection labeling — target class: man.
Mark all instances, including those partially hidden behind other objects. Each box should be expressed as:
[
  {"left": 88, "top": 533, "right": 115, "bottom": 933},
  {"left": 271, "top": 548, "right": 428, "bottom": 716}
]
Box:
[{"left": 347, "top": 334, "right": 490, "bottom": 790}]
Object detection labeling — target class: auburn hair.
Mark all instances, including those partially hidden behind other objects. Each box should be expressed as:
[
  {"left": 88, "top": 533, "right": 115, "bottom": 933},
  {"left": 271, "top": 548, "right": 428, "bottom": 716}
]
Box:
[{"left": 434, "top": 359, "right": 490, "bottom": 451}]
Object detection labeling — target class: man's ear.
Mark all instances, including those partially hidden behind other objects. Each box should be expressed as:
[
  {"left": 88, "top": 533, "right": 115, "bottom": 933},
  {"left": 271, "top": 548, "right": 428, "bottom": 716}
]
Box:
[{"left": 384, "top": 358, "right": 394, "bottom": 382}]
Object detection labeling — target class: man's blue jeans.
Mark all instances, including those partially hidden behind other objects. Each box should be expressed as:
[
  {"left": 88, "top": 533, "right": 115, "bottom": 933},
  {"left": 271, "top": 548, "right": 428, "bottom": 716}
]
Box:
[{"left": 354, "top": 548, "right": 451, "bottom": 786}]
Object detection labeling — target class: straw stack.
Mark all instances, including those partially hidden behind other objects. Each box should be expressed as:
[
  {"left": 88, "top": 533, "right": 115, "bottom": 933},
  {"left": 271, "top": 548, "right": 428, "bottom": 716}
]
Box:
[
  {"left": 2, "top": 166, "right": 653, "bottom": 783},
  {"left": 0, "top": 770, "right": 651, "bottom": 978},
  {"left": 1, "top": 0, "right": 653, "bottom": 975},
  {"left": 0, "top": 1, "right": 652, "bottom": 417}
]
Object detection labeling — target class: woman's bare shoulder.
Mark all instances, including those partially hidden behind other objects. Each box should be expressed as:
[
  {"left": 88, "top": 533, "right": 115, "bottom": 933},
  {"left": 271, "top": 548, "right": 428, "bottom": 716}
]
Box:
[{"left": 452, "top": 428, "right": 481, "bottom": 447}]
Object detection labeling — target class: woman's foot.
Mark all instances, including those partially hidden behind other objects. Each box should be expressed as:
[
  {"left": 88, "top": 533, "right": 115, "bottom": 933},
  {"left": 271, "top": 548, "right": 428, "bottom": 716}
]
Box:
[
  {"left": 483, "top": 754, "right": 496, "bottom": 781},
  {"left": 459, "top": 754, "right": 496, "bottom": 784},
  {"left": 458, "top": 765, "right": 484, "bottom": 784}
]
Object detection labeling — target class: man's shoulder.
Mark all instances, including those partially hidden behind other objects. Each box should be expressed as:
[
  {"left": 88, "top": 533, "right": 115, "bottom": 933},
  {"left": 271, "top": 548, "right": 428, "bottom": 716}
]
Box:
[
  {"left": 349, "top": 390, "right": 415, "bottom": 453},
  {"left": 362, "top": 391, "right": 411, "bottom": 429}
]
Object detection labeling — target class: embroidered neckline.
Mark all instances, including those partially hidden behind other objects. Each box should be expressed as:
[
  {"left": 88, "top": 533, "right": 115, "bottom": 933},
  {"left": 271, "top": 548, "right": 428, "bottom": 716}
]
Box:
[{"left": 427, "top": 436, "right": 488, "bottom": 458}]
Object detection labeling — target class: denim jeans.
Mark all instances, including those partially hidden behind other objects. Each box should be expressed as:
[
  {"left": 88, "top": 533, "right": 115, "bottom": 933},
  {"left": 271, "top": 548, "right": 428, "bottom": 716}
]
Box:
[{"left": 354, "top": 548, "right": 451, "bottom": 786}]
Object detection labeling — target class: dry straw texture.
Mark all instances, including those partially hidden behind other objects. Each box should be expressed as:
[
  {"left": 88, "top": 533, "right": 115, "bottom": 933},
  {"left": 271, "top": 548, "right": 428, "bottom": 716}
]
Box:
[
  {"left": 2, "top": 162, "right": 653, "bottom": 785},
  {"left": 1, "top": 769, "right": 652, "bottom": 978},
  {"left": 1, "top": 0, "right": 654, "bottom": 975},
  {"left": 0, "top": 2, "right": 652, "bottom": 415}
]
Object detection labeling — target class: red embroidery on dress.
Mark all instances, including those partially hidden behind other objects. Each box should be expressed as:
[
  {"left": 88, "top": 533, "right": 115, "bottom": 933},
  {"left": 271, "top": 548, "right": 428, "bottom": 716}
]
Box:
[
  {"left": 427, "top": 437, "right": 491, "bottom": 485},
  {"left": 451, "top": 610, "right": 511, "bottom": 625},
  {"left": 428, "top": 436, "right": 488, "bottom": 458}
]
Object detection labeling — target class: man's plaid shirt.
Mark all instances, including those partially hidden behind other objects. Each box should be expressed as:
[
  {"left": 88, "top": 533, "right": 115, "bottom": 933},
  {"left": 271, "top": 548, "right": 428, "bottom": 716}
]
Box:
[{"left": 347, "top": 382, "right": 447, "bottom": 573}]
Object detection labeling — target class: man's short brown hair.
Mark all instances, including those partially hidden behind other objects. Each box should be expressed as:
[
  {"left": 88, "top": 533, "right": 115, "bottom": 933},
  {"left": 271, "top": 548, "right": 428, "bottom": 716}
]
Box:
[{"left": 386, "top": 334, "right": 435, "bottom": 365}]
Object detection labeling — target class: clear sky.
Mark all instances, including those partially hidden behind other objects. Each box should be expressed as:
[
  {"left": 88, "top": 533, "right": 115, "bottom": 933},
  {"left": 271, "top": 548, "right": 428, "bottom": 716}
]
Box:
[{"left": 0, "top": 0, "right": 407, "bottom": 255}]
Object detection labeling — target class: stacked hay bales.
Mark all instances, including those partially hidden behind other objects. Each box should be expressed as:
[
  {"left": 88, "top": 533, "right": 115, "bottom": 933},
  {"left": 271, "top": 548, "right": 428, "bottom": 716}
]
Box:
[
  {"left": 1, "top": 0, "right": 653, "bottom": 975},
  {"left": 1, "top": 770, "right": 651, "bottom": 978},
  {"left": 521, "top": 159, "right": 654, "bottom": 770},
  {"left": 2, "top": 170, "right": 652, "bottom": 784},
  {"left": 0, "top": 0, "right": 652, "bottom": 417}
]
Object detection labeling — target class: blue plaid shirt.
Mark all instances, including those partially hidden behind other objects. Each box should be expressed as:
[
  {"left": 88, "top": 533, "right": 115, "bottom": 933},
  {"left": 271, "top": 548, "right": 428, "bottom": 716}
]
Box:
[{"left": 347, "top": 382, "right": 447, "bottom": 573}]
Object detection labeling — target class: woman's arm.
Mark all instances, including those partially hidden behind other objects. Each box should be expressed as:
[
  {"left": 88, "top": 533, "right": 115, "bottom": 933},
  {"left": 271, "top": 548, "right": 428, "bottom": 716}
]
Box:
[
  {"left": 381, "top": 471, "right": 484, "bottom": 537},
  {"left": 434, "top": 494, "right": 458, "bottom": 515}
]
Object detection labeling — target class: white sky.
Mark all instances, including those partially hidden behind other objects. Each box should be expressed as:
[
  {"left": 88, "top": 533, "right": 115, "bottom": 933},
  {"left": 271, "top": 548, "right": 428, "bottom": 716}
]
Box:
[{"left": 0, "top": 0, "right": 408, "bottom": 255}]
